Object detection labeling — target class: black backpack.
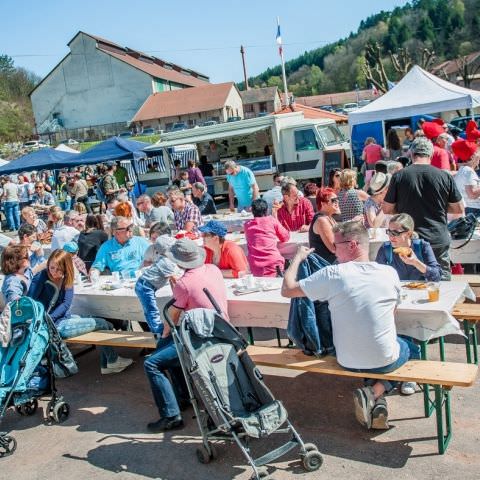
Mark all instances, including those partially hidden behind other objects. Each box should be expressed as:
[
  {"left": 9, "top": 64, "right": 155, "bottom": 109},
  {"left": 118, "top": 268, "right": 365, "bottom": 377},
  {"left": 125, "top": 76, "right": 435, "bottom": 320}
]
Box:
[{"left": 448, "top": 213, "right": 478, "bottom": 249}]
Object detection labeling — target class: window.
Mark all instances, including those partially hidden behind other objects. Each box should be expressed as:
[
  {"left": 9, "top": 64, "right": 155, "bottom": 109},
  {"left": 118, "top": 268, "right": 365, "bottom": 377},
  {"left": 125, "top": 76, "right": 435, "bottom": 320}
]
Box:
[
  {"left": 294, "top": 129, "right": 319, "bottom": 152},
  {"left": 259, "top": 102, "right": 267, "bottom": 112},
  {"left": 316, "top": 125, "right": 344, "bottom": 146},
  {"left": 245, "top": 104, "right": 254, "bottom": 113}
]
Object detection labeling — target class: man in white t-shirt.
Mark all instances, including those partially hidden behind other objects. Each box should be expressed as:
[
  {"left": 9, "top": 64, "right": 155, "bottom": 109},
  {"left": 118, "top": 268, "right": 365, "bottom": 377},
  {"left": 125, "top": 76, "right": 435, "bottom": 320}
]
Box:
[{"left": 281, "top": 220, "right": 420, "bottom": 430}]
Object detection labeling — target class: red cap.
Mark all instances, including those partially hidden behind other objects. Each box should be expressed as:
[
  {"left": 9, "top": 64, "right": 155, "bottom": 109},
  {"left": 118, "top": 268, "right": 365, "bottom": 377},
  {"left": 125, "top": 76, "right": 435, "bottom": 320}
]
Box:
[
  {"left": 422, "top": 121, "right": 444, "bottom": 140},
  {"left": 452, "top": 139, "right": 478, "bottom": 162},
  {"left": 465, "top": 120, "right": 480, "bottom": 141},
  {"left": 432, "top": 118, "right": 446, "bottom": 126}
]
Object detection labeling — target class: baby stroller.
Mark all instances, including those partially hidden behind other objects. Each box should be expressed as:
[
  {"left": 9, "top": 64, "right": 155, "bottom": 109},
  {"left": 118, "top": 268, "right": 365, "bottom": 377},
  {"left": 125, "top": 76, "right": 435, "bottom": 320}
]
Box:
[
  {"left": 163, "top": 290, "right": 323, "bottom": 480},
  {"left": 0, "top": 292, "right": 71, "bottom": 458}
]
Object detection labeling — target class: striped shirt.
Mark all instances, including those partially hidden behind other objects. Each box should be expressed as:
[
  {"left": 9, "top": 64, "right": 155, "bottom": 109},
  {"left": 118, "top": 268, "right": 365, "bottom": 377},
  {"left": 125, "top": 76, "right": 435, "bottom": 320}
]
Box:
[{"left": 173, "top": 202, "right": 203, "bottom": 232}]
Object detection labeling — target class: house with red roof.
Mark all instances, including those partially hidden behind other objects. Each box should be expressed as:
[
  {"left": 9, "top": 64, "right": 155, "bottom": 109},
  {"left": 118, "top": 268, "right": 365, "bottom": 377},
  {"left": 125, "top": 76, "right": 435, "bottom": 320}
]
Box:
[
  {"left": 132, "top": 82, "right": 243, "bottom": 131},
  {"left": 30, "top": 32, "right": 209, "bottom": 138}
]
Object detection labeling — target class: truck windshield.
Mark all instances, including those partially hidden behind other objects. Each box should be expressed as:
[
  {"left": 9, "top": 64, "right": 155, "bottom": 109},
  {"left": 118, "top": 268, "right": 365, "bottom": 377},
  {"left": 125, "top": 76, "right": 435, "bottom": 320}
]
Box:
[{"left": 316, "top": 124, "right": 344, "bottom": 146}]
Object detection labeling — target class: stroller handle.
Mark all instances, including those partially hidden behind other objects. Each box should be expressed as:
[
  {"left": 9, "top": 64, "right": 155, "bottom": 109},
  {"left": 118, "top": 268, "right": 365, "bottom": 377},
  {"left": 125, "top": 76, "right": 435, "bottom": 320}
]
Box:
[
  {"left": 203, "top": 288, "right": 222, "bottom": 315},
  {"left": 44, "top": 280, "right": 60, "bottom": 315},
  {"left": 162, "top": 298, "right": 177, "bottom": 329}
]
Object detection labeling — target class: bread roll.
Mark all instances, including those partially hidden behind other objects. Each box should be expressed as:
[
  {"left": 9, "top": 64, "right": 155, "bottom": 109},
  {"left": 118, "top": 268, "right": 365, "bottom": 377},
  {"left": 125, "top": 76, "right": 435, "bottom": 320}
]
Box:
[{"left": 393, "top": 246, "right": 412, "bottom": 257}]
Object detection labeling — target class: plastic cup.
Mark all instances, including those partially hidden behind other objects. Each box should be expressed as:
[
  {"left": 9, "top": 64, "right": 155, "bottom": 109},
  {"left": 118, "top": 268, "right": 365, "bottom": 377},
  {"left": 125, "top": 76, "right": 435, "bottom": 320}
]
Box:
[
  {"left": 427, "top": 282, "right": 440, "bottom": 302},
  {"left": 112, "top": 271, "right": 121, "bottom": 284},
  {"left": 244, "top": 274, "right": 256, "bottom": 289},
  {"left": 90, "top": 270, "right": 100, "bottom": 287}
]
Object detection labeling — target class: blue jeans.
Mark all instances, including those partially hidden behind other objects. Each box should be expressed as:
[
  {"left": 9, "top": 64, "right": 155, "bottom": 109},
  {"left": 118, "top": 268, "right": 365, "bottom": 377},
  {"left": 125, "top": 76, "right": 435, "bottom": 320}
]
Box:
[
  {"left": 135, "top": 278, "right": 164, "bottom": 334},
  {"left": 56, "top": 315, "right": 118, "bottom": 368},
  {"left": 345, "top": 336, "right": 420, "bottom": 392},
  {"left": 4, "top": 201, "right": 20, "bottom": 230},
  {"left": 144, "top": 336, "right": 187, "bottom": 418}
]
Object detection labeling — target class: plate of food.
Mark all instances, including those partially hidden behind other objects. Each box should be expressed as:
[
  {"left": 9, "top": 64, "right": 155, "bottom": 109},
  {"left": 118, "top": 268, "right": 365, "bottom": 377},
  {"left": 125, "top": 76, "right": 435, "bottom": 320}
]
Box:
[{"left": 403, "top": 281, "right": 427, "bottom": 290}]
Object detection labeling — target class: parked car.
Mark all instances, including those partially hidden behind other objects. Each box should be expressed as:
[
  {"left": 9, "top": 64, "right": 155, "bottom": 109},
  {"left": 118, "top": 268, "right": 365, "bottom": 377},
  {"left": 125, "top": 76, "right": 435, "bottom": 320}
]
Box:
[
  {"left": 358, "top": 100, "right": 371, "bottom": 108},
  {"left": 319, "top": 105, "right": 334, "bottom": 112},
  {"left": 449, "top": 115, "right": 480, "bottom": 132},
  {"left": 227, "top": 116, "right": 242, "bottom": 122},
  {"left": 141, "top": 127, "right": 156, "bottom": 135},
  {"left": 171, "top": 122, "right": 189, "bottom": 132},
  {"left": 342, "top": 102, "right": 359, "bottom": 114},
  {"left": 23, "top": 140, "right": 49, "bottom": 149},
  {"left": 119, "top": 131, "right": 133, "bottom": 138},
  {"left": 202, "top": 120, "right": 218, "bottom": 127}
]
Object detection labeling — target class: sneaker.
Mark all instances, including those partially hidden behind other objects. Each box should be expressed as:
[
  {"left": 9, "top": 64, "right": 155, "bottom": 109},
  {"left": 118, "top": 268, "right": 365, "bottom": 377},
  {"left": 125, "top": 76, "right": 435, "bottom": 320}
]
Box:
[
  {"left": 353, "top": 386, "right": 375, "bottom": 429},
  {"left": 371, "top": 397, "right": 389, "bottom": 430},
  {"left": 147, "top": 415, "right": 184, "bottom": 433},
  {"left": 400, "top": 381, "right": 417, "bottom": 395},
  {"left": 101, "top": 356, "right": 134, "bottom": 375}
]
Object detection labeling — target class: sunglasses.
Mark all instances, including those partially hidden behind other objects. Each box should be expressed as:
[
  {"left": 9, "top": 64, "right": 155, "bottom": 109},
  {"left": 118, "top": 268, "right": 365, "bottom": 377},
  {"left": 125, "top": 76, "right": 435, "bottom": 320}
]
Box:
[
  {"left": 386, "top": 228, "right": 408, "bottom": 237},
  {"left": 116, "top": 224, "right": 134, "bottom": 232}
]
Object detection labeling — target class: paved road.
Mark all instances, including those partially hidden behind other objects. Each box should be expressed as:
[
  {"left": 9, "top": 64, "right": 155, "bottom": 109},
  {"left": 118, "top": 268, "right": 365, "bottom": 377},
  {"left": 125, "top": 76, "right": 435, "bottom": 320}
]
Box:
[{"left": 1, "top": 334, "right": 479, "bottom": 480}]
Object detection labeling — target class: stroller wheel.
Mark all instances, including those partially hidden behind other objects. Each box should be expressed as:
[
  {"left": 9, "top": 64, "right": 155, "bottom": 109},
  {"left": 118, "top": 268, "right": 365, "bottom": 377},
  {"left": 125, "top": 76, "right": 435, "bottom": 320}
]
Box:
[
  {"left": 300, "top": 442, "right": 318, "bottom": 457},
  {"left": 251, "top": 466, "right": 270, "bottom": 479},
  {"left": 302, "top": 450, "right": 323, "bottom": 472},
  {"left": 15, "top": 399, "right": 39, "bottom": 416},
  {"left": 196, "top": 443, "right": 214, "bottom": 464},
  {"left": 0, "top": 435, "right": 17, "bottom": 458},
  {"left": 52, "top": 401, "right": 70, "bottom": 423}
]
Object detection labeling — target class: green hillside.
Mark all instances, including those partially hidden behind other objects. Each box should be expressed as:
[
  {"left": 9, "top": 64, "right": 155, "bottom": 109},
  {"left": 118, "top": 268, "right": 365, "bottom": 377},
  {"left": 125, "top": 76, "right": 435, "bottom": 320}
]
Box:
[{"left": 241, "top": 0, "right": 480, "bottom": 96}]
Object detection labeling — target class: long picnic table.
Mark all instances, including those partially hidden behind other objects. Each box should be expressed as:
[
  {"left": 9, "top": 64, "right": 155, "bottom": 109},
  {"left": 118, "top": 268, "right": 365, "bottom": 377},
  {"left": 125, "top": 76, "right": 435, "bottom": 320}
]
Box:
[{"left": 68, "top": 276, "right": 474, "bottom": 343}]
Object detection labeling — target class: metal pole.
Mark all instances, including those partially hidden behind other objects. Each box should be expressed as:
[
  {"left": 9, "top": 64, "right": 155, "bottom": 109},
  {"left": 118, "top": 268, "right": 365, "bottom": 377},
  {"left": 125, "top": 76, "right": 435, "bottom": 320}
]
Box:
[
  {"left": 240, "top": 45, "right": 249, "bottom": 90},
  {"left": 277, "top": 16, "right": 289, "bottom": 106}
]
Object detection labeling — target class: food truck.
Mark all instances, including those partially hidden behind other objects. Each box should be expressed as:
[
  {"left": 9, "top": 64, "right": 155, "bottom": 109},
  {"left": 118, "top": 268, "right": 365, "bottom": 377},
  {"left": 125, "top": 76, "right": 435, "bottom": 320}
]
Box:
[{"left": 143, "top": 112, "right": 351, "bottom": 194}]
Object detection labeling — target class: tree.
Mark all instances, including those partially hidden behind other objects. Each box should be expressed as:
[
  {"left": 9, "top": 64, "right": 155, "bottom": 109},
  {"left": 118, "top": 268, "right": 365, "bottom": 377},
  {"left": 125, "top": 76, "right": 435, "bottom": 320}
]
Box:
[
  {"left": 361, "top": 42, "right": 390, "bottom": 93},
  {"left": 0, "top": 55, "right": 15, "bottom": 74}
]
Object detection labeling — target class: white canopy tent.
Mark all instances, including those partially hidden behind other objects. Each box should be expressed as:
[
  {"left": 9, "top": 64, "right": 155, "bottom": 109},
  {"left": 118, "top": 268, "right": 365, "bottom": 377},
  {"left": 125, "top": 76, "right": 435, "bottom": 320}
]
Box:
[
  {"left": 349, "top": 65, "right": 480, "bottom": 126},
  {"left": 55, "top": 144, "right": 80, "bottom": 154}
]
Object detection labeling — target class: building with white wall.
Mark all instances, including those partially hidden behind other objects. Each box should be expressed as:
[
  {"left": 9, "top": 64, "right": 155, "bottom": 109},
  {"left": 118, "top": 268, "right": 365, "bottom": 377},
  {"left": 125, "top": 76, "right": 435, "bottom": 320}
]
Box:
[{"left": 30, "top": 32, "right": 209, "bottom": 139}]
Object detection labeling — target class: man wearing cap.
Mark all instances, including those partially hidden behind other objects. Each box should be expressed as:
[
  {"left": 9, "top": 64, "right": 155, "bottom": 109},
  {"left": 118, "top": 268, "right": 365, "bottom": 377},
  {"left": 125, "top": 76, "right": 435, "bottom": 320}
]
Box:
[
  {"left": 102, "top": 162, "right": 123, "bottom": 202},
  {"left": 192, "top": 182, "right": 216, "bottom": 215},
  {"left": 169, "top": 189, "right": 203, "bottom": 233},
  {"left": 383, "top": 137, "right": 464, "bottom": 279},
  {"left": 199, "top": 220, "right": 248, "bottom": 278},
  {"left": 422, "top": 121, "right": 451, "bottom": 171},
  {"left": 90, "top": 216, "right": 150, "bottom": 277},
  {"left": 224, "top": 160, "right": 259, "bottom": 212},
  {"left": 144, "top": 238, "right": 228, "bottom": 432},
  {"left": 452, "top": 139, "right": 480, "bottom": 216}
]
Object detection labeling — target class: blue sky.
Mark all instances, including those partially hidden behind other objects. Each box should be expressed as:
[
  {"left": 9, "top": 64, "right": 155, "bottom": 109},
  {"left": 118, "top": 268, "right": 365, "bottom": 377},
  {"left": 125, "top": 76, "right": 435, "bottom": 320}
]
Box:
[{"left": 1, "top": 0, "right": 408, "bottom": 83}]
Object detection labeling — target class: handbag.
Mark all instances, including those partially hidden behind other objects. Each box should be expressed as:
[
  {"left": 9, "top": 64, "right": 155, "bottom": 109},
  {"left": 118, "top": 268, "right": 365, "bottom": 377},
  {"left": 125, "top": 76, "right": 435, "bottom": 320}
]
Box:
[
  {"left": 448, "top": 213, "right": 478, "bottom": 249},
  {"left": 45, "top": 315, "right": 78, "bottom": 378}
]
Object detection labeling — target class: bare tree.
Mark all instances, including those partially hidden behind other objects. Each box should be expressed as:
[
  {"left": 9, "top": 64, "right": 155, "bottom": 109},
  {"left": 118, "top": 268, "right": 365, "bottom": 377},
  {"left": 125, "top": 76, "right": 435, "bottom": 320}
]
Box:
[{"left": 362, "top": 42, "right": 389, "bottom": 93}]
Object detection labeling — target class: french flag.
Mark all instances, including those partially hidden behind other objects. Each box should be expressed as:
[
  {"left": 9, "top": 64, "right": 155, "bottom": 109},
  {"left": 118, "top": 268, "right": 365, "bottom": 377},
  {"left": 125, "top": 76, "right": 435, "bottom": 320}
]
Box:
[{"left": 276, "top": 23, "right": 282, "bottom": 56}]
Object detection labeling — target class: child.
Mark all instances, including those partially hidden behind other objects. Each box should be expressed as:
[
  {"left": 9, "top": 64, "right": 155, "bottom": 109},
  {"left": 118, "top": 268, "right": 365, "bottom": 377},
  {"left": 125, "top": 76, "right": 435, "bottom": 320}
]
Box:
[
  {"left": 1, "top": 245, "right": 33, "bottom": 304},
  {"left": 178, "top": 170, "right": 192, "bottom": 202},
  {"left": 135, "top": 235, "right": 182, "bottom": 334}
]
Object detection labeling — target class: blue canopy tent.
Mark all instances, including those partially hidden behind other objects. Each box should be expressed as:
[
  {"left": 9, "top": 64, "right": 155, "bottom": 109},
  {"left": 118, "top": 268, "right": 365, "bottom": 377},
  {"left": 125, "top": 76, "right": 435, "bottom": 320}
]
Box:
[
  {"left": 0, "top": 148, "right": 78, "bottom": 175},
  {"left": 60, "top": 137, "right": 151, "bottom": 196}
]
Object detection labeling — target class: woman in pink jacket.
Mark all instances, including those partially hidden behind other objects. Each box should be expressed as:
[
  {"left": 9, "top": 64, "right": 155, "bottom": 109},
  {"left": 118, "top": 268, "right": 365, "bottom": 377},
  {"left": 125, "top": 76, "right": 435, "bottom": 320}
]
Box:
[{"left": 244, "top": 199, "right": 290, "bottom": 277}]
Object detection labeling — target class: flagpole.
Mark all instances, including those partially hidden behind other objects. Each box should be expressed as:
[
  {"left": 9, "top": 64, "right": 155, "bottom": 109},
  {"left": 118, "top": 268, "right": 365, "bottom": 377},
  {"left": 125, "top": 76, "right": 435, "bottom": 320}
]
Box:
[{"left": 277, "top": 17, "right": 289, "bottom": 106}]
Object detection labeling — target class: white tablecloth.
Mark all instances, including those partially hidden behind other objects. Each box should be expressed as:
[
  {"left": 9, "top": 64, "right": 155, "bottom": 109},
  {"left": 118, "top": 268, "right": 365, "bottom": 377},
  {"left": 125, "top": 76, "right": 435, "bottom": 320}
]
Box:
[
  {"left": 70, "top": 276, "right": 474, "bottom": 342},
  {"left": 203, "top": 212, "right": 253, "bottom": 232}
]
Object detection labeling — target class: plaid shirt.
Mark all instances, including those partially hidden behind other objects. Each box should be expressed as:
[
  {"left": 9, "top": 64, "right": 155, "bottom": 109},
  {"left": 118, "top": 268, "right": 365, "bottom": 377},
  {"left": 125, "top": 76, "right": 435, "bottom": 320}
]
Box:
[{"left": 174, "top": 202, "right": 203, "bottom": 231}]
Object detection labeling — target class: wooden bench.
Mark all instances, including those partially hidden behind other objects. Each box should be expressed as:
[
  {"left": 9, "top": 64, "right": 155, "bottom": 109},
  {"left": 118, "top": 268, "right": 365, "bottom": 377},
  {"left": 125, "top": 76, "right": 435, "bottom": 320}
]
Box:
[
  {"left": 248, "top": 346, "right": 478, "bottom": 455},
  {"left": 66, "top": 330, "right": 157, "bottom": 349},
  {"left": 452, "top": 303, "right": 480, "bottom": 364}
]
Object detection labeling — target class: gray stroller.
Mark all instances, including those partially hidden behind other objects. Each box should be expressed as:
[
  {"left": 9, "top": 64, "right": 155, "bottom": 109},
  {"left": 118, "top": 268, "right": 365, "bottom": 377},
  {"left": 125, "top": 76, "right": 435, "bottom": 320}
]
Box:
[{"left": 163, "top": 291, "right": 323, "bottom": 480}]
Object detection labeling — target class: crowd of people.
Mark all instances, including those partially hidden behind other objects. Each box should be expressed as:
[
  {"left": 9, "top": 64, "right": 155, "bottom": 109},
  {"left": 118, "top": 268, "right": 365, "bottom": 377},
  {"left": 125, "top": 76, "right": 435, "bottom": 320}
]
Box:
[{"left": 0, "top": 117, "right": 477, "bottom": 433}]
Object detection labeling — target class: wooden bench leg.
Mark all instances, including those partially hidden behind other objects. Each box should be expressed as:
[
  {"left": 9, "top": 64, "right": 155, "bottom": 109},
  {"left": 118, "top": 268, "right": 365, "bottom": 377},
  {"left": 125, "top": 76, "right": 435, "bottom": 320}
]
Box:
[
  {"left": 275, "top": 328, "right": 282, "bottom": 347},
  {"left": 434, "top": 385, "right": 452, "bottom": 454},
  {"left": 463, "top": 320, "right": 479, "bottom": 365}
]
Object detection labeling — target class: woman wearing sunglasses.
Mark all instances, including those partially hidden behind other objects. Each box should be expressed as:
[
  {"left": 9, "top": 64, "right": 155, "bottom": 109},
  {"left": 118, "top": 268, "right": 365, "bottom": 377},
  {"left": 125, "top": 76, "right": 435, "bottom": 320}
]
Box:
[
  {"left": 308, "top": 187, "right": 340, "bottom": 264},
  {"left": 375, "top": 213, "right": 441, "bottom": 282}
]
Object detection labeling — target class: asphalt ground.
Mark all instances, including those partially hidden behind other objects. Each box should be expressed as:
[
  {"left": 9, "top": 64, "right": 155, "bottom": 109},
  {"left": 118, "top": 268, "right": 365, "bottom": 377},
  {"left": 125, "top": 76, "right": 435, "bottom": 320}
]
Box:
[{"left": 1, "top": 330, "right": 479, "bottom": 480}]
